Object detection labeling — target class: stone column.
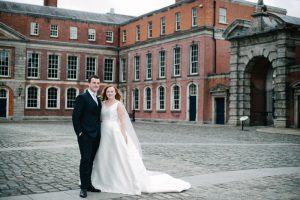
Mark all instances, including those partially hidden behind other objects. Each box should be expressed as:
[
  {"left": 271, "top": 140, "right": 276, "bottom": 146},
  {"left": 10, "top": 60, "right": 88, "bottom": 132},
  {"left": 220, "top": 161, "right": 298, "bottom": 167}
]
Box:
[{"left": 13, "top": 44, "right": 26, "bottom": 120}]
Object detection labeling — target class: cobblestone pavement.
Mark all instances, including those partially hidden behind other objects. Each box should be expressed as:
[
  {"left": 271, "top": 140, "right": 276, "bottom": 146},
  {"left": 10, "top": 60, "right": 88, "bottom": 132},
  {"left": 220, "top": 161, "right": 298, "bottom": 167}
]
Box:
[{"left": 0, "top": 121, "right": 300, "bottom": 199}]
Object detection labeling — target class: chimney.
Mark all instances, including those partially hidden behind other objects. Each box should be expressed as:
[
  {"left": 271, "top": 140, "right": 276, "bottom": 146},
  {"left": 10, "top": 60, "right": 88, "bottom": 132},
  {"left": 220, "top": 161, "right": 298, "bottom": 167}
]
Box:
[
  {"left": 44, "top": 0, "right": 57, "bottom": 7},
  {"left": 110, "top": 8, "right": 115, "bottom": 14}
]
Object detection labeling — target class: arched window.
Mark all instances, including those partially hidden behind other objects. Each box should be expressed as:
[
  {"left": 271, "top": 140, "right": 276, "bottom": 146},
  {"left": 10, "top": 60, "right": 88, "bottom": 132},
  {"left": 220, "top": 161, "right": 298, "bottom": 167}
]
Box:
[
  {"left": 47, "top": 87, "right": 59, "bottom": 109},
  {"left": 66, "top": 88, "right": 77, "bottom": 109},
  {"left": 132, "top": 88, "right": 139, "bottom": 110},
  {"left": 27, "top": 86, "right": 39, "bottom": 108},
  {"left": 189, "top": 84, "right": 197, "bottom": 96},
  {"left": 172, "top": 85, "right": 181, "bottom": 110},
  {"left": 144, "top": 87, "right": 152, "bottom": 110},
  {"left": 157, "top": 86, "right": 165, "bottom": 110}
]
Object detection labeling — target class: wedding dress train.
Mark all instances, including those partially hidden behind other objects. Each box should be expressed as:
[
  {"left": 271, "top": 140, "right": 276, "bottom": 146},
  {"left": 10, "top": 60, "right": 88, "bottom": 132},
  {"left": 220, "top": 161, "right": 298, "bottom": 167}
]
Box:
[{"left": 91, "top": 101, "right": 191, "bottom": 195}]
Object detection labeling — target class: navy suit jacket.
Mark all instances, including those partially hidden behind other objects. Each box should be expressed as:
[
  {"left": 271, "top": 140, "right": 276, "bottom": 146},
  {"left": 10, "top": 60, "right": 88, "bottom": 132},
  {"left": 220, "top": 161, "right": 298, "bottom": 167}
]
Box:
[{"left": 72, "top": 91, "right": 102, "bottom": 138}]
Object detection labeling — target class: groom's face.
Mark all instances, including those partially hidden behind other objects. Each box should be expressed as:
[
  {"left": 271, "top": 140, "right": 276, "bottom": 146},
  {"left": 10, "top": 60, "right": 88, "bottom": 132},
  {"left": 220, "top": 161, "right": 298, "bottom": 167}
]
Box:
[{"left": 89, "top": 78, "right": 100, "bottom": 93}]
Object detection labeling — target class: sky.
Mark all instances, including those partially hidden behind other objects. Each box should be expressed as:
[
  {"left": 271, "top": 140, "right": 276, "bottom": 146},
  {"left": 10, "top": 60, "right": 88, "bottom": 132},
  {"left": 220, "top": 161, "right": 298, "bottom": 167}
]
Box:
[{"left": 3, "top": 0, "right": 300, "bottom": 18}]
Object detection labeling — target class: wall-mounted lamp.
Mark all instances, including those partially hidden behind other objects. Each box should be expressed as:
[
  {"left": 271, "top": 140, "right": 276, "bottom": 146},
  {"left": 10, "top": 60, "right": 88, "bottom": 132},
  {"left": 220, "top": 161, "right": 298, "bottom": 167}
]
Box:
[
  {"left": 17, "top": 85, "right": 23, "bottom": 97},
  {"left": 199, "top": 4, "right": 203, "bottom": 8}
]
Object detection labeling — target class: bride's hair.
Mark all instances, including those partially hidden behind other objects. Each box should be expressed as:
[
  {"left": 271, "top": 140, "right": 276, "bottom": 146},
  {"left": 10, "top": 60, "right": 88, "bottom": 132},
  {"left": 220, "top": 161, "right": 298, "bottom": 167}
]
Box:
[{"left": 102, "top": 85, "right": 122, "bottom": 101}]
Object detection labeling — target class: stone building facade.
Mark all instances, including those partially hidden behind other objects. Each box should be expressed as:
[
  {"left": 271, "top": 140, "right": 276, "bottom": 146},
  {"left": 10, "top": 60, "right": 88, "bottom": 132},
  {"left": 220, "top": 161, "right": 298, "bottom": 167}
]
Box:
[{"left": 0, "top": 0, "right": 299, "bottom": 128}]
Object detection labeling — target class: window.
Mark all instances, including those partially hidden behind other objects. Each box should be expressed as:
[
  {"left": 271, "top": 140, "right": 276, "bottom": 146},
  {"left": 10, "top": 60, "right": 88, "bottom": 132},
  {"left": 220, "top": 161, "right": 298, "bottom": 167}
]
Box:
[
  {"left": 106, "top": 31, "right": 113, "bottom": 43},
  {"left": 67, "top": 55, "right": 78, "bottom": 80},
  {"left": 27, "top": 52, "right": 39, "bottom": 78},
  {"left": 190, "top": 44, "right": 199, "bottom": 74},
  {"left": 134, "top": 56, "right": 140, "bottom": 81},
  {"left": 175, "top": 12, "right": 181, "bottom": 31},
  {"left": 161, "top": 17, "right": 166, "bottom": 35},
  {"left": 122, "top": 30, "right": 127, "bottom": 42},
  {"left": 50, "top": 24, "right": 58, "bottom": 37},
  {"left": 136, "top": 25, "right": 140, "bottom": 41},
  {"left": 192, "top": 7, "right": 198, "bottom": 27},
  {"left": 159, "top": 50, "right": 166, "bottom": 78},
  {"left": 0, "top": 50, "right": 10, "bottom": 77},
  {"left": 88, "top": 29, "right": 96, "bottom": 41},
  {"left": 132, "top": 88, "right": 139, "bottom": 110},
  {"left": 144, "top": 87, "right": 152, "bottom": 110},
  {"left": 148, "top": 21, "right": 152, "bottom": 38},
  {"left": 219, "top": 8, "right": 227, "bottom": 24},
  {"left": 172, "top": 85, "right": 180, "bottom": 110},
  {"left": 30, "top": 22, "right": 39, "bottom": 35},
  {"left": 173, "top": 47, "right": 181, "bottom": 76},
  {"left": 70, "top": 27, "right": 77, "bottom": 39},
  {"left": 85, "top": 57, "right": 96, "bottom": 80},
  {"left": 47, "top": 87, "right": 59, "bottom": 109},
  {"left": 66, "top": 88, "right": 77, "bottom": 109},
  {"left": 157, "top": 86, "right": 165, "bottom": 110},
  {"left": 120, "top": 58, "right": 126, "bottom": 82},
  {"left": 26, "top": 86, "right": 39, "bottom": 108},
  {"left": 48, "top": 54, "right": 59, "bottom": 79},
  {"left": 145, "top": 53, "right": 152, "bottom": 80},
  {"left": 104, "top": 58, "right": 114, "bottom": 82},
  {"left": 189, "top": 84, "right": 197, "bottom": 96}
]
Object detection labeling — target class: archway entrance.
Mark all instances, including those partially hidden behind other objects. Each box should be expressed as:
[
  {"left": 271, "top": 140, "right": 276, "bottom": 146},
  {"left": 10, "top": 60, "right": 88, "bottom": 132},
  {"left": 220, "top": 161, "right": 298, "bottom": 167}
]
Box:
[{"left": 247, "top": 56, "right": 273, "bottom": 126}]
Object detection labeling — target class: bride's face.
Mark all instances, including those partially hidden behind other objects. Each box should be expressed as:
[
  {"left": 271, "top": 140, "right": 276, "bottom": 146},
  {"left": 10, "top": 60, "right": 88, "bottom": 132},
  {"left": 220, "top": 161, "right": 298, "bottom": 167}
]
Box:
[{"left": 106, "top": 87, "right": 116, "bottom": 100}]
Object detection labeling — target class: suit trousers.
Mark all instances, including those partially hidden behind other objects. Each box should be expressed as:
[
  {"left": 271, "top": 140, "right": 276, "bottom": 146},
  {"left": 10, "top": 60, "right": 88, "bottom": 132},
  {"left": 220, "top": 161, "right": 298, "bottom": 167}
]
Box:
[{"left": 77, "top": 133, "right": 100, "bottom": 189}]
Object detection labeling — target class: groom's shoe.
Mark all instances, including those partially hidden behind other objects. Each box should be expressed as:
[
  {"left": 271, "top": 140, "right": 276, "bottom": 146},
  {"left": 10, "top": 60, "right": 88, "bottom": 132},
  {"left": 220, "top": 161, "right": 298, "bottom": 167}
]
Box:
[
  {"left": 87, "top": 185, "right": 101, "bottom": 192},
  {"left": 79, "top": 189, "right": 87, "bottom": 198}
]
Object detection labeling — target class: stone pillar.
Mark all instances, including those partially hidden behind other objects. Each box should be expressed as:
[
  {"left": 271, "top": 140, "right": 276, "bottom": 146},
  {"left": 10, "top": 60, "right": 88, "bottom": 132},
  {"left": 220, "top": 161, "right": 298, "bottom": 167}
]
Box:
[{"left": 13, "top": 44, "right": 26, "bottom": 120}]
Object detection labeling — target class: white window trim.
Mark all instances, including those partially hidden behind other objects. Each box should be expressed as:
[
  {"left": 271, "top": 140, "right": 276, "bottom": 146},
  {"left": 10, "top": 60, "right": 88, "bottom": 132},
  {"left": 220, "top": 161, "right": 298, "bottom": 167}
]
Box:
[
  {"left": 145, "top": 53, "right": 152, "bottom": 80},
  {"left": 148, "top": 21, "right": 152, "bottom": 39},
  {"left": 219, "top": 8, "right": 227, "bottom": 24},
  {"left": 46, "top": 86, "right": 60, "bottom": 110},
  {"left": 136, "top": 26, "right": 140, "bottom": 42},
  {"left": 30, "top": 22, "right": 39, "bottom": 36},
  {"left": 103, "top": 57, "right": 115, "bottom": 82},
  {"left": 88, "top": 29, "right": 96, "bottom": 41},
  {"left": 132, "top": 88, "right": 140, "bottom": 111},
  {"left": 122, "top": 30, "right": 127, "bottom": 42},
  {"left": 25, "top": 85, "right": 41, "bottom": 109},
  {"left": 47, "top": 53, "right": 61, "bottom": 80},
  {"left": 171, "top": 84, "right": 181, "bottom": 111},
  {"left": 85, "top": 55, "right": 98, "bottom": 80},
  {"left": 156, "top": 86, "right": 166, "bottom": 111},
  {"left": 173, "top": 47, "right": 181, "bottom": 77},
  {"left": 50, "top": 24, "right": 58, "bottom": 38},
  {"left": 27, "top": 51, "right": 41, "bottom": 79},
  {"left": 160, "top": 17, "right": 166, "bottom": 35},
  {"left": 66, "top": 54, "right": 79, "bottom": 81},
  {"left": 159, "top": 50, "right": 166, "bottom": 79},
  {"left": 134, "top": 56, "right": 140, "bottom": 81},
  {"left": 192, "top": 7, "right": 198, "bottom": 27},
  {"left": 143, "top": 87, "right": 152, "bottom": 111},
  {"left": 0, "top": 49, "right": 11, "bottom": 78},
  {"left": 189, "top": 44, "right": 199, "bottom": 75},
  {"left": 70, "top": 27, "right": 78, "bottom": 40},
  {"left": 119, "top": 58, "right": 126, "bottom": 82},
  {"left": 65, "top": 87, "right": 79, "bottom": 109},
  {"left": 106, "top": 31, "right": 114, "bottom": 43},
  {"left": 175, "top": 12, "right": 181, "bottom": 31}
]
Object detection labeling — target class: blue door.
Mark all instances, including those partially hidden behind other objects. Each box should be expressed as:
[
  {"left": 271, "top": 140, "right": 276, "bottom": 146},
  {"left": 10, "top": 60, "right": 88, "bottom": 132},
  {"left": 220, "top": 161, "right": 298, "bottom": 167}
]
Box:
[
  {"left": 216, "top": 98, "right": 225, "bottom": 124},
  {"left": 189, "top": 96, "right": 196, "bottom": 121},
  {"left": 0, "top": 99, "right": 6, "bottom": 118}
]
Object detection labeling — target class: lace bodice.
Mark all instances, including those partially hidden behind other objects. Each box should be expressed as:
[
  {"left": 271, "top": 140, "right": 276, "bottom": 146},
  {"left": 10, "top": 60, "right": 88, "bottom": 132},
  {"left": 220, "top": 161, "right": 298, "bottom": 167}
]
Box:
[{"left": 101, "top": 101, "right": 119, "bottom": 122}]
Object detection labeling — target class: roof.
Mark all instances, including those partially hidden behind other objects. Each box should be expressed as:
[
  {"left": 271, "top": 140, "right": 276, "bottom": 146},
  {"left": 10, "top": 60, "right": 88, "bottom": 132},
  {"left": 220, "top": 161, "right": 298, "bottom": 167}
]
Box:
[
  {"left": 0, "top": 0, "right": 134, "bottom": 25},
  {"left": 270, "top": 12, "right": 300, "bottom": 26}
]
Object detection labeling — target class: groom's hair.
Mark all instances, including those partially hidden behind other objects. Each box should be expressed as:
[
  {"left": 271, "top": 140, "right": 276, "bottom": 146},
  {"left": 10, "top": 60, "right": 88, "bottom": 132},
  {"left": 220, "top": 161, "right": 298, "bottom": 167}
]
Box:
[{"left": 88, "top": 75, "right": 100, "bottom": 83}]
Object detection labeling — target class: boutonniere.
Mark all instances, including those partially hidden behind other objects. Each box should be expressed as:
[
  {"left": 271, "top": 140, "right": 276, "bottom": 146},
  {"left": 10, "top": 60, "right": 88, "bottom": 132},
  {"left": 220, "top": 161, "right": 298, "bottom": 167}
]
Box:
[{"left": 97, "top": 95, "right": 103, "bottom": 101}]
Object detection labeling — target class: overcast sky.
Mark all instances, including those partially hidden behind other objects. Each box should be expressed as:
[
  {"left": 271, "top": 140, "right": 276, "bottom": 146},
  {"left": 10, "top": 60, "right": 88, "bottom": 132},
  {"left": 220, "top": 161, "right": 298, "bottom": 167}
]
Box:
[{"left": 3, "top": 0, "right": 300, "bottom": 18}]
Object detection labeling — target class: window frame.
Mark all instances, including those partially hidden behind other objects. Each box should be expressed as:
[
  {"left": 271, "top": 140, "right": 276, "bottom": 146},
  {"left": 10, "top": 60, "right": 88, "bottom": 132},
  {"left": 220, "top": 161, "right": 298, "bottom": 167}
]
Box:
[
  {"left": 144, "top": 87, "right": 152, "bottom": 111},
  {"left": 145, "top": 53, "right": 152, "bottom": 80},
  {"left": 106, "top": 31, "right": 114, "bottom": 43},
  {"left": 160, "top": 17, "right": 166, "bottom": 35},
  {"left": 173, "top": 46, "right": 181, "bottom": 77},
  {"left": 27, "top": 51, "right": 40, "bottom": 79},
  {"left": 136, "top": 25, "right": 140, "bottom": 42},
  {"left": 219, "top": 8, "right": 227, "bottom": 24},
  {"left": 192, "top": 7, "right": 198, "bottom": 27},
  {"left": 189, "top": 44, "right": 199, "bottom": 75},
  {"left": 175, "top": 12, "right": 181, "bottom": 31},
  {"left": 157, "top": 86, "right": 166, "bottom": 111},
  {"left": 85, "top": 56, "right": 97, "bottom": 80},
  {"left": 70, "top": 27, "right": 78, "bottom": 40},
  {"left": 0, "top": 49, "right": 11, "bottom": 77},
  {"left": 50, "top": 24, "right": 58, "bottom": 38},
  {"left": 30, "top": 22, "right": 39, "bottom": 36},
  {"left": 65, "top": 87, "right": 78, "bottom": 109},
  {"left": 88, "top": 29, "right": 96, "bottom": 41},
  {"left": 67, "top": 55, "right": 79, "bottom": 80},
  {"left": 148, "top": 21, "right": 153, "bottom": 39},
  {"left": 47, "top": 53, "right": 60, "bottom": 80},
  {"left": 103, "top": 58, "right": 114, "bottom": 82},
  {"left": 25, "top": 85, "right": 40, "bottom": 109},
  {"left": 134, "top": 55, "right": 140, "bottom": 81},
  {"left": 46, "top": 86, "right": 60, "bottom": 109},
  {"left": 171, "top": 85, "right": 181, "bottom": 111}
]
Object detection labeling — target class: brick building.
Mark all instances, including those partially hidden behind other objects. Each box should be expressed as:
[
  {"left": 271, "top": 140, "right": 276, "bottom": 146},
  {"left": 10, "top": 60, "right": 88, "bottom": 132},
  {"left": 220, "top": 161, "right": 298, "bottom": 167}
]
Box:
[{"left": 0, "top": 0, "right": 299, "bottom": 127}]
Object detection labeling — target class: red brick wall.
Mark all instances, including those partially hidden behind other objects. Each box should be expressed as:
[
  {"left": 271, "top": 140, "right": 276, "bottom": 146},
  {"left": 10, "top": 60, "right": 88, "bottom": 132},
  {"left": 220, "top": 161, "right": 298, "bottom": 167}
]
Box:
[{"left": 0, "top": 12, "right": 119, "bottom": 46}]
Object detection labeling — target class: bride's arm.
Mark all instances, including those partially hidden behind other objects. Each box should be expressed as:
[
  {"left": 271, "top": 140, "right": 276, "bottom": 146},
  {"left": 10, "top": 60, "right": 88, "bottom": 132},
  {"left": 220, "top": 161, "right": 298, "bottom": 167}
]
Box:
[{"left": 117, "top": 102, "right": 128, "bottom": 144}]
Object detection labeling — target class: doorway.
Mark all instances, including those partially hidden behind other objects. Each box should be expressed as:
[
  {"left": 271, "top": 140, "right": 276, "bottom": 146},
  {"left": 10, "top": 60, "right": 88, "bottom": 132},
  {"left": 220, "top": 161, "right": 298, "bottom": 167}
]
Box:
[
  {"left": 215, "top": 98, "right": 225, "bottom": 124},
  {"left": 0, "top": 89, "right": 7, "bottom": 118}
]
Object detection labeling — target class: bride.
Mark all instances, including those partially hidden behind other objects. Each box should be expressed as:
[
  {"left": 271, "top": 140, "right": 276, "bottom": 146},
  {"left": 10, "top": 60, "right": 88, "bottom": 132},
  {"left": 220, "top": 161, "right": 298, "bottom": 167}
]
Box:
[{"left": 91, "top": 85, "right": 191, "bottom": 195}]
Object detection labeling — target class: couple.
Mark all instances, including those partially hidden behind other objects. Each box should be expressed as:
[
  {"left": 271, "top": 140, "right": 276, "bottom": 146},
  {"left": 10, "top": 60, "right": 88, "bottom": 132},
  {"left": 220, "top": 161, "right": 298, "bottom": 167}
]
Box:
[{"left": 72, "top": 75, "right": 191, "bottom": 198}]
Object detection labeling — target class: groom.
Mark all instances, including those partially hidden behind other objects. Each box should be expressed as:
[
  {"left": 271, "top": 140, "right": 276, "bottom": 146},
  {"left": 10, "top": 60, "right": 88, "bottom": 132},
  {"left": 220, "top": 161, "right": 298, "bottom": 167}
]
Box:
[{"left": 72, "top": 75, "right": 102, "bottom": 198}]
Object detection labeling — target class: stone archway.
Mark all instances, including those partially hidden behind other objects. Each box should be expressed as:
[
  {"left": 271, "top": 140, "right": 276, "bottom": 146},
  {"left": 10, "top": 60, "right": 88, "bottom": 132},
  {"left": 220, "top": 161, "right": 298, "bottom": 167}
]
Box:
[{"left": 245, "top": 56, "right": 273, "bottom": 126}]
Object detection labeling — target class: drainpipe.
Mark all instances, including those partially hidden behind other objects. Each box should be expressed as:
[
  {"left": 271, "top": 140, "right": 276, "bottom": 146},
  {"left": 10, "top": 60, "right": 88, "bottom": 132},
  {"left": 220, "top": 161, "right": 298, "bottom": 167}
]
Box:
[{"left": 213, "top": 0, "right": 217, "bottom": 73}]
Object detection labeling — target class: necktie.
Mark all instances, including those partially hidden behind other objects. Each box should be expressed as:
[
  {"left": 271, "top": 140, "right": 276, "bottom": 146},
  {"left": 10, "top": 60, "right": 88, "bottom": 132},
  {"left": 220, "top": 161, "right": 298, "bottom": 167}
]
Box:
[{"left": 93, "top": 93, "right": 98, "bottom": 105}]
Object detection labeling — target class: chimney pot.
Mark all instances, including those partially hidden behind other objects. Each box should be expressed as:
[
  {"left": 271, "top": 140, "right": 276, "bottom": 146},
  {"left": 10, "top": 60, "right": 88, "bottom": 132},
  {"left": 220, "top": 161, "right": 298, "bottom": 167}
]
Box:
[{"left": 44, "top": 0, "right": 57, "bottom": 7}]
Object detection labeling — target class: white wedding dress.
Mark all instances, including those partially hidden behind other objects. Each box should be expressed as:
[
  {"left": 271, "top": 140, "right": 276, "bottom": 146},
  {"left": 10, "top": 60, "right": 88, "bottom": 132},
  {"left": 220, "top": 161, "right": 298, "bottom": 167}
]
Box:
[{"left": 91, "top": 101, "right": 191, "bottom": 195}]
